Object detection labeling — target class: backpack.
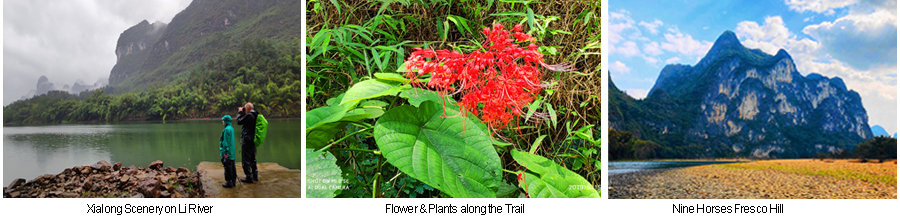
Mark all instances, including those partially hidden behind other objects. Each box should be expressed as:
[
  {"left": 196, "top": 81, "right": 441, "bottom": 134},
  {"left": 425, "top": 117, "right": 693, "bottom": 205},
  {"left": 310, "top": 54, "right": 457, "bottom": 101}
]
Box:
[{"left": 254, "top": 113, "right": 268, "bottom": 147}]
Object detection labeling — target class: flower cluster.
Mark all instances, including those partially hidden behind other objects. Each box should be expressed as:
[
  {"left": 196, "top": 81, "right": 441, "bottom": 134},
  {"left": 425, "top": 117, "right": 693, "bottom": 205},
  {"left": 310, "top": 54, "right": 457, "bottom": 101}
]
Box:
[{"left": 404, "top": 23, "right": 573, "bottom": 129}]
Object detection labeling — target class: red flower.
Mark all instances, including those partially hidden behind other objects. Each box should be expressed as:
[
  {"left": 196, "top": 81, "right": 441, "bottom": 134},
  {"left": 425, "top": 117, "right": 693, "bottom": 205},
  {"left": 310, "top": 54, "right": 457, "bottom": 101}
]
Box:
[{"left": 403, "top": 22, "right": 573, "bottom": 130}]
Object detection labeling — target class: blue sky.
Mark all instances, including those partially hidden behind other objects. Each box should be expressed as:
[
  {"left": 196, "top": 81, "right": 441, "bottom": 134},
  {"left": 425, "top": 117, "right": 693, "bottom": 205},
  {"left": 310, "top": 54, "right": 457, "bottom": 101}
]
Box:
[{"left": 609, "top": 0, "right": 898, "bottom": 134}]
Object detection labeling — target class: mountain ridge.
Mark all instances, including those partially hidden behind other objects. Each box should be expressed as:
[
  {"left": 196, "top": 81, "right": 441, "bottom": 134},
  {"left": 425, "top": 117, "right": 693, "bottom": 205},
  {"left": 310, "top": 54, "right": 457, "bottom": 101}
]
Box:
[
  {"left": 610, "top": 30, "right": 872, "bottom": 158},
  {"left": 108, "top": 0, "right": 302, "bottom": 93}
]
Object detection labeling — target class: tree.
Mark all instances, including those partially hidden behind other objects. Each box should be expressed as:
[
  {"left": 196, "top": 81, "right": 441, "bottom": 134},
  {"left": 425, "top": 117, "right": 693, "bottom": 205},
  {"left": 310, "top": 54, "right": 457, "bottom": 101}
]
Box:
[{"left": 854, "top": 136, "right": 897, "bottom": 162}]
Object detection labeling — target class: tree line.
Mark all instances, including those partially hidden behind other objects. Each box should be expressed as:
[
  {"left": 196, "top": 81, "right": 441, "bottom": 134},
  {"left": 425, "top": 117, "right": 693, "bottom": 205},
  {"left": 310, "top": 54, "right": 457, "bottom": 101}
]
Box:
[{"left": 3, "top": 39, "right": 301, "bottom": 126}]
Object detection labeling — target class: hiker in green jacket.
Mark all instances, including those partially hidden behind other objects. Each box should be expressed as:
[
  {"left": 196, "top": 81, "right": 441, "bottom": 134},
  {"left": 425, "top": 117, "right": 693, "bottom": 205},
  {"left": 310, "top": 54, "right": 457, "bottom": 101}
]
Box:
[{"left": 219, "top": 115, "right": 237, "bottom": 188}]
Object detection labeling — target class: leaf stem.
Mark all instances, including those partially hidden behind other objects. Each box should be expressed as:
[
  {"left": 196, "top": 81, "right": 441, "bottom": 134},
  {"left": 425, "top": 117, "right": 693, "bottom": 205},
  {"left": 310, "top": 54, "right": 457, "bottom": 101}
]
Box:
[{"left": 316, "top": 127, "right": 372, "bottom": 152}]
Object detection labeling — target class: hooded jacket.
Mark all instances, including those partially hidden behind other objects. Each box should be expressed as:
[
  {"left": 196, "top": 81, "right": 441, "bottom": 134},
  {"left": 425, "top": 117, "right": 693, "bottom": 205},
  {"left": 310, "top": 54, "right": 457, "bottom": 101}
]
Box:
[{"left": 219, "top": 115, "right": 236, "bottom": 160}]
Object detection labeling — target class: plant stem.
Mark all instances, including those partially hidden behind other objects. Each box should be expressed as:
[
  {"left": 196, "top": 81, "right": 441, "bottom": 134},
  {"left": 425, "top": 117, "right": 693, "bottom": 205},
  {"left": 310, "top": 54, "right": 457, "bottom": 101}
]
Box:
[
  {"left": 501, "top": 169, "right": 519, "bottom": 175},
  {"left": 316, "top": 127, "right": 372, "bottom": 152},
  {"left": 338, "top": 147, "right": 379, "bottom": 154}
]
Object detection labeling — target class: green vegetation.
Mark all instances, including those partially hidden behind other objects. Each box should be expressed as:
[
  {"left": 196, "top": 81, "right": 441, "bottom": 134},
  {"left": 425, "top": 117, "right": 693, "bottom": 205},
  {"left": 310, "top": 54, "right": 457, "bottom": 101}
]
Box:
[
  {"left": 4, "top": 39, "right": 301, "bottom": 125},
  {"left": 112, "top": 0, "right": 303, "bottom": 93},
  {"left": 306, "top": 0, "right": 601, "bottom": 198},
  {"left": 853, "top": 136, "right": 897, "bottom": 162}
]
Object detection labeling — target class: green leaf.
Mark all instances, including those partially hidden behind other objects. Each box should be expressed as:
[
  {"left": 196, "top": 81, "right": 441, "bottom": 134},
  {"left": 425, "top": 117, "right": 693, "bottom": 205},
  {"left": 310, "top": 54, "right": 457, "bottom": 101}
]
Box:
[
  {"left": 399, "top": 88, "right": 456, "bottom": 108},
  {"left": 307, "top": 104, "right": 347, "bottom": 131},
  {"left": 307, "top": 122, "right": 346, "bottom": 150},
  {"left": 374, "top": 73, "right": 410, "bottom": 84},
  {"left": 306, "top": 149, "right": 343, "bottom": 198},
  {"left": 511, "top": 150, "right": 599, "bottom": 198},
  {"left": 526, "top": 7, "right": 535, "bottom": 30},
  {"left": 340, "top": 79, "right": 402, "bottom": 105},
  {"left": 523, "top": 97, "right": 542, "bottom": 122},
  {"left": 374, "top": 101, "right": 501, "bottom": 198},
  {"left": 544, "top": 103, "right": 558, "bottom": 129}
]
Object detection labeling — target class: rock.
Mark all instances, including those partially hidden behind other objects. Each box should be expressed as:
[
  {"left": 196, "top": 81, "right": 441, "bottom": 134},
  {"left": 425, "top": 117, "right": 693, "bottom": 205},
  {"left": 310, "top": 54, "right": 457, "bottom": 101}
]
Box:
[
  {"left": 113, "top": 162, "right": 122, "bottom": 171},
  {"left": 61, "top": 192, "right": 79, "bottom": 198},
  {"left": 138, "top": 179, "right": 161, "bottom": 198},
  {"left": 176, "top": 167, "right": 189, "bottom": 174},
  {"left": 9, "top": 191, "right": 21, "bottom": 198},
  {"left": 120, "top": 175, "right": 131, "bottom": 183},
  {"left": 7, "top": 178, "right": 26, "bottom": 189},
  {"left": 80, "top": 166, "right": 91, "bottom": 174},
  {"left": 83, "top": 180, "right": 93, "bottom": 190},
  {"left": 149, "top": 160, "right": 164, "bottom": 170},
  {"left": 160, "top": 190, "right": 171, "bottom": 198},
  {"left": 131, "top": 193, "right": 144, "bottom": 198}
]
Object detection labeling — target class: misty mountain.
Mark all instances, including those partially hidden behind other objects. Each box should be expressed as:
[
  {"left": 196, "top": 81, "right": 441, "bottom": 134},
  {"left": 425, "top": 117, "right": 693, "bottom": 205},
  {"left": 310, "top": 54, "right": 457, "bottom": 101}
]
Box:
[{"left": 108, "top": 0, "right": 302, "bottom": 93}]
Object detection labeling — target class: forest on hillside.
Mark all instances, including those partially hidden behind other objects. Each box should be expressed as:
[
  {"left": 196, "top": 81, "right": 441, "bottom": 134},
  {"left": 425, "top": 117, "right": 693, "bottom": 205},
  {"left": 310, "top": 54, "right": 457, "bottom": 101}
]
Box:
[{"left": 3, "top": 39, "right": 302, "bottom": 125}]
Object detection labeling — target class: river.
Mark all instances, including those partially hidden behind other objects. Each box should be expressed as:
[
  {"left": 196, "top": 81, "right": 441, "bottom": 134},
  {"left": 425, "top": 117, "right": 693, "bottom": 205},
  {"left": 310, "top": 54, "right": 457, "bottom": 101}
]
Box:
[
  {"left": 609, "top": 160, "right": 745, "bottom": 175},
  {"left": 3, "top": 118, "right": 300, "bottom": 185}
]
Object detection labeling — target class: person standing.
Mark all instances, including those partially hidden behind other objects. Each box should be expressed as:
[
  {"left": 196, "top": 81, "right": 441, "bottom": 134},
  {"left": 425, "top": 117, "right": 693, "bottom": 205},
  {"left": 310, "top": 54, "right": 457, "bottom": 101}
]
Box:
[
  {"left": 219, "top": 115, "right": 236, "bottom": 188},
  {"left": 237, "top": 102, "right": 259, "bottom": 183}
]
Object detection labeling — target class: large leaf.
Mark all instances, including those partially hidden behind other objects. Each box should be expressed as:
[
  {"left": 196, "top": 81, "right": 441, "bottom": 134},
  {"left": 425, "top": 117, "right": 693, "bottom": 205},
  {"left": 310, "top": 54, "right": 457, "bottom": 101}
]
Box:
[
  {"left": 306, "top": 149, "right": 343, "bottom": 198},
  {"left": 399, "top": 88, "right": 456, "bottom": 107},
  {"left": 511, "top": 149, "right": 599, "bottom": 198},
  {"left": 340, "top": 79, "right": 403, "bottom": 105},
  {"left": 306, "top": 104, "right": 347, "bottom": 131},
  {"left": 374, "top": 101, "right": 501, "bottom": 198},
  {"left": 307, "top": 122, "right": 346, "bottom": 150}
]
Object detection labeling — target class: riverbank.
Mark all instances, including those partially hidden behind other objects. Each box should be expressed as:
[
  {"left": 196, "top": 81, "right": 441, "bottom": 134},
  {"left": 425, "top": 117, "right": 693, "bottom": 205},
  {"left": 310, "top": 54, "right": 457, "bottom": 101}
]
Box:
[
  {"left": 610, "top": 159, "right": 897, "bottom": 199},
  {"left": 196, "top": 161, "right": 301, "bottom": 198},
  {"left": 3, "top": 160, "right": 203, "bottom": 198}
]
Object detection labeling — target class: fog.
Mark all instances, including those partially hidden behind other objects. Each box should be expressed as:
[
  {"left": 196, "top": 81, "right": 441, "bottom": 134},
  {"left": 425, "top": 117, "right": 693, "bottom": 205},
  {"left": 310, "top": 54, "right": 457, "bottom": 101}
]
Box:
[{"left": 3, "top": 0, "right": 191, "bottom": 105}]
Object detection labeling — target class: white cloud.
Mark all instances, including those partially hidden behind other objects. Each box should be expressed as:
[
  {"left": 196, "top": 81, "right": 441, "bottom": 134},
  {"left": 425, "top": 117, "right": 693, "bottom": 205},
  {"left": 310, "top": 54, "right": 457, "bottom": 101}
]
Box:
[
  {"left": 639, "top": 19, "right": 664, "bottom": 35},
  {"left": 625, "top": 88, "right": 650, "bottom": 99},
  {"left": 785, "top": 0, "right": 857, "bottom": 15},
  {"left": 611, "top": 61, "right": 631, "bottom": 74},
  {"left": 643, "top": 41, "right": 663, "bottom": 56},
  {"left": 803, "top": 7, "right": 897, "bottom": 70},
  {"left": 643, "top": 56, "right": 658, "bottom": 64},
  {"left": 616, "top": 41, "right": 641, "bottom": 57},
  {"left": 659, "top": 29, "right": 713, "bottom": 59},
  {"left": 665, "top": 57, "right": 682, "bottom": 64}
]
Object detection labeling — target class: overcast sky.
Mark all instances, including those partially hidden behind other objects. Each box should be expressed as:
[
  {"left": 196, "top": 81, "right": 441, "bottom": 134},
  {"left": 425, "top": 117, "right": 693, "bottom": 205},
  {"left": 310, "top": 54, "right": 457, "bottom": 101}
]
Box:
[{"left": 3, "top": 0, "right": 191, "bottom": 105}]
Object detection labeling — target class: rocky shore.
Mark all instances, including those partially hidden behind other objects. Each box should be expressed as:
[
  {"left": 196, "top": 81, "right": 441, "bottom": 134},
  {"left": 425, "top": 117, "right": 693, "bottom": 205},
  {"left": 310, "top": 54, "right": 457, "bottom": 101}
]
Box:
[
  {"left": 610, "top": 159, "right": 897, "bottom": 199},
  {"left": 3, "top": 160, "right": 203, "bottom": 198}
]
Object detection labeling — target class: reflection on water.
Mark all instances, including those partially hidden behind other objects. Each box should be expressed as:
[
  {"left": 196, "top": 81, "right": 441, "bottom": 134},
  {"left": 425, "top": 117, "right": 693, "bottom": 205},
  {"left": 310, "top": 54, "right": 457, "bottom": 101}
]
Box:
[
  {"left": 608, "top": 160, "right": 744, "bottom": 175},
  {"left": 3, "top": 119, "right": 301, "bottom": 185}
]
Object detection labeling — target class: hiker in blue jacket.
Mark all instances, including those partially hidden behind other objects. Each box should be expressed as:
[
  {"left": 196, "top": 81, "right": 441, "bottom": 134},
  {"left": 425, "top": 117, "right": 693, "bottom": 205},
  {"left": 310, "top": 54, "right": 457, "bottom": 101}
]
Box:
[
  {"left": 237, "top": 102, "right": 259, "bottom": 183},
  {"left": 219, "top": 115, "right": 236, "bottom": 188}
]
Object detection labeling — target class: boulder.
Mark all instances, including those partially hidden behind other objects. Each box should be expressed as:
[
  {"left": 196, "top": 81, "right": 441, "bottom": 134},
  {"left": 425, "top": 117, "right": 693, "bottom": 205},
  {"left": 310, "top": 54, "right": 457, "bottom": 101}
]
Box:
[
  {"left": 92, "top": 160, "right": 112, "bottom": 171},
  {"left": 113, "top": 162, "right": 122, "bottom": 171},
  {"left": 149, "top": 160, "right": 164, "bottom": 170},
  {"left": 138, "top": 179, "right": 161, "bottom": 198}
]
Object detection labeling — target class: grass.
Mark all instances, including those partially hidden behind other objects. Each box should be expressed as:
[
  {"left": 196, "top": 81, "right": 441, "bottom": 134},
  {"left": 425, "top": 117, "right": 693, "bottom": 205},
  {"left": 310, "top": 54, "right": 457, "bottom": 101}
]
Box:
[{"left": 716, "top": 159, "right": 897, "bottom": 186}]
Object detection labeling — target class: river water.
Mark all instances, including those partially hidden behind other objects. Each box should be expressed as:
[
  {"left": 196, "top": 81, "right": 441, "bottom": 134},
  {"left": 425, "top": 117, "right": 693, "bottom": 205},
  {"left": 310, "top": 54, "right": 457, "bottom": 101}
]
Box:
[
  {"left": 609, "top": 160, "right": 745, "bottom": 175},
  {"left": 3, "top": 119, "right": 301, "bottom": 185}
]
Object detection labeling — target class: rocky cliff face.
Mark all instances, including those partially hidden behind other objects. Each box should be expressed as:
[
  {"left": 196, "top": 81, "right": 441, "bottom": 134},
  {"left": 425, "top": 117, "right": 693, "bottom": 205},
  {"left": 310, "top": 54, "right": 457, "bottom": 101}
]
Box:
[
  {"left": 610, "top": 31, "right": 872, "bottom": 158},
  {"left": 108, "top": 20, "right": 166, "bottom": 85},
  {"left": 107, "top": 0, "right": 301, "bottom": 92}
]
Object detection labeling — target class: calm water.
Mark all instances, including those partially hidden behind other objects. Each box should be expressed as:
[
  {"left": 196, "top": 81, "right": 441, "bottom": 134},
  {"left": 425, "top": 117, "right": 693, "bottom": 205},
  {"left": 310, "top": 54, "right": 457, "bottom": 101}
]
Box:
[
  {"left": 609, "top": 160, "right": 744, "bottom": 175},
  {"left": 3, "top": 119, "right": 300, "bottom": 185}
]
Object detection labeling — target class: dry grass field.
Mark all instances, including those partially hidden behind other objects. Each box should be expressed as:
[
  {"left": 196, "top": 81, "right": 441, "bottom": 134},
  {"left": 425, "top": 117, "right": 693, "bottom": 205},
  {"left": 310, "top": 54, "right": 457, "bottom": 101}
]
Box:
[{"left": 610, "top": 159, "right": 897, "bottom": 199}]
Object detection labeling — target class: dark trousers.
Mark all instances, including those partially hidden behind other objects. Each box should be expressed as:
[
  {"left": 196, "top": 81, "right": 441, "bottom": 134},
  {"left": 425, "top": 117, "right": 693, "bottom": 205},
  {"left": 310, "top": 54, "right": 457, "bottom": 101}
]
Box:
[
  {"left": 241, "top": 140, "right": 258, "bottom": 180},
  {"left": 222, "top": 157, "right": 236, "bottom": 184}
]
